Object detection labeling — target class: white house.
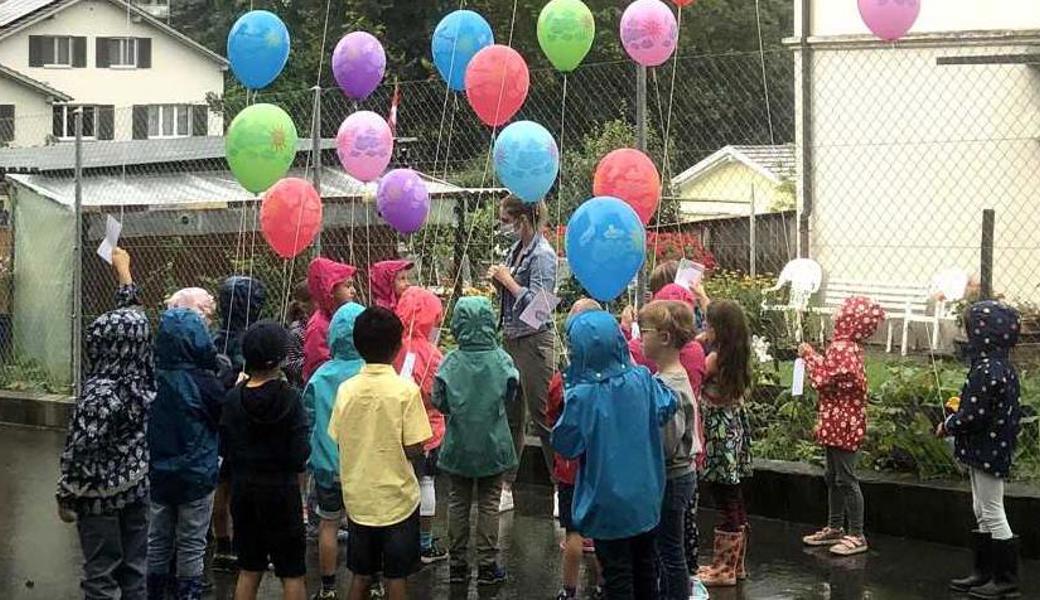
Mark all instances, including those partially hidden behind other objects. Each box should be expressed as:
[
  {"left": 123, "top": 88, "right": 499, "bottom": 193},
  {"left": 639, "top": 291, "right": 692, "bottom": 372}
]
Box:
[
  {"left": 792, "top": 0, "right": 1040, "bottom": 302},
  {"left": 671, "top": 144, "right": 795, "bottom": 222},
  {"left": 0, "top": 62, "right": 71, "bottom": 147},
  {"left": 0, "top": 0, "right": 225, "bottom": 146}
]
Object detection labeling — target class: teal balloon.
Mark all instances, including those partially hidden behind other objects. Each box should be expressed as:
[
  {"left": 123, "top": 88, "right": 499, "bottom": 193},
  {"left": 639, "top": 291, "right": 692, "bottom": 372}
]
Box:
[
  {"left": 565, "top": 197, "right": 646, "bottom": 302},
  {"left": 227, "top": 10, "right": 290, "bottom": 90},
  {"left": 493, "top": 121, "right": 560, "bottom": 204},
  {"left": 432, "top": 10, "right": 494, "bottom": 92}
]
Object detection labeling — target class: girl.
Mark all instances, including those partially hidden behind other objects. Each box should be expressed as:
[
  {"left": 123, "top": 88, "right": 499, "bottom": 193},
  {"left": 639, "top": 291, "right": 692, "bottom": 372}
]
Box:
[
  {"left": 284, "top": 280, "right": 312, "bottom": 390},
  {"left": 697, "top": 300, "right": 753, "bottom": 588},
  {"left": 370, "top": 259, "right": 414, "bottom": 311},
  {"left": 304, "top": 257, "right": 357, "bottom": 382}
]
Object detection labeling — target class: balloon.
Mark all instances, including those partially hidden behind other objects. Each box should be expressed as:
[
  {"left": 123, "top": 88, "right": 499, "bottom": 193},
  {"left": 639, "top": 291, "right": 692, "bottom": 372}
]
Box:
[
  {"left": 377, "top": 169, "right": 431, "bottom": 234},
  {"left": 226, "top": 104, "right": 299, "bottom": 194},
  {"left": 593, "top": 149, "right": 661, "bottom": 225},
  {"left": 227, "top": 10, "right": 290, "bottom": 90},
  {"left": 261, "top": 178, "right": 323, "bottom": 259},
  {"left": 565, "top": 197, "right": 646, "bottom": 302},
  {"left": 858, "top": 0, "right": 920, "bottom": 41},
  {"left": 432, "top": 10, "right": 495, "bottom": 92},
  {"left": 464, "top": 45, "right": 530, "bottom": 127},
  {"left": 537, "top": 0, "right": 596, "bottom": 73},
  {"left": 332, "top": 32, "right": 386, "bottom": 101},
  {"left": 336, "top": 111, "right": 393, "bottom": 183},
  {"left": 673, "top": 0, "right": 696, "bottom": 6},
  {"left": 620, "top": 0, "right": 679, "bottom": 67},
  {"left": 493, "top": 121, "right": 560, "bottom": 204}
]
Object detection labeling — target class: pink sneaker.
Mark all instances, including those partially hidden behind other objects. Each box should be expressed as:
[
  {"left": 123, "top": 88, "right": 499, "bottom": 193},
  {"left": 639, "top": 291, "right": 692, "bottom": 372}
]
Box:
[{"left": 583, "top": 539, "right": 596, "bottom": 553}]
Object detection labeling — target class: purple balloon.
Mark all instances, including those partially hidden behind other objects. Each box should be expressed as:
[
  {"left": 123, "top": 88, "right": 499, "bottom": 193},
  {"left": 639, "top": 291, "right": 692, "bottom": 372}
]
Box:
[
  {"left": 332, "top": 32, "right": 386, "bottom": 101},
  {"left": 377, "top": 169, "right": 430, "bottom": 234}
]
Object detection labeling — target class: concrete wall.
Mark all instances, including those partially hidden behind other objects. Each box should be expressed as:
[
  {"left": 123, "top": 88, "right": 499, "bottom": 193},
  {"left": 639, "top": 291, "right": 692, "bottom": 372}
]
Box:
[{"left": 0, "top": 77, "right": 56, "bottom": 148}]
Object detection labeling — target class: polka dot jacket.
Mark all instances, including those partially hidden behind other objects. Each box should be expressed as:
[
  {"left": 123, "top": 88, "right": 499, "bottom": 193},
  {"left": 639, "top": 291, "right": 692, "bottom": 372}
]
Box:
[
  {"left": 803, "top": 296, "right": 885, "bottom": 452},
  {"left": 945, "top": 301, "right": 1021, "bottom": 479}
]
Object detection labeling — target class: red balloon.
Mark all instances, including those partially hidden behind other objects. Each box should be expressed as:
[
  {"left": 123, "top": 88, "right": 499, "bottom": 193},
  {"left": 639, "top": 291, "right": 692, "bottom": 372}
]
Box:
[
  {"left": 260, "top": 178, "right": 323, "bottom": 259},
  {"left": 673, "top": 0, "right": 696, "bottom": 6},
  {"left": 593, "top": 149, "right": 661, "bottom": 225},
  {"left": 464, "top": 45, "right": 530, "bottom": 127}
]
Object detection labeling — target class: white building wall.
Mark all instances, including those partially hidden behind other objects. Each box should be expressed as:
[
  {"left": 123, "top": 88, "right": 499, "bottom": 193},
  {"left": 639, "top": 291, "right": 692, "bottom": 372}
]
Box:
[
  {"left": 809, "top": 0, "right": 1040, "bottom": 37},
  {"left": 0, "top": 78, "right": 56, "bottom": 147}
]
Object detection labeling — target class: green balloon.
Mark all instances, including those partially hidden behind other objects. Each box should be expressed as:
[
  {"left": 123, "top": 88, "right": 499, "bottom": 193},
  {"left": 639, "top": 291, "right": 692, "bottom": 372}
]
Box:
[
  {"left": 225, "top": 103, "right": 299, "bottom": 194},
  {"left": 537, "top": 0, "right": 595, "bottom": 73}
]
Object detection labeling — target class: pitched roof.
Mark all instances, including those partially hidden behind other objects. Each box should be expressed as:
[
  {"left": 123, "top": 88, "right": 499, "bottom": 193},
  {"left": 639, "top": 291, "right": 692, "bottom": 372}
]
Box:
[
  {"left": 0, "top": 0, "right": 227, "bottom": 67},
  {"left": 672, "top": 144, "right": 796, "bottom": 188},
  {"left": 0, "top": 61, "right": 72, "bottom": 100}
]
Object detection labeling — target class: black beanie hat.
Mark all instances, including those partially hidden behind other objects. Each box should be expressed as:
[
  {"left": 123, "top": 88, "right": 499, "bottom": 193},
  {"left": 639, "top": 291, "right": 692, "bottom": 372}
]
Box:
[{"left": 241, "top": 320, "right": 289, "bottom": 373}]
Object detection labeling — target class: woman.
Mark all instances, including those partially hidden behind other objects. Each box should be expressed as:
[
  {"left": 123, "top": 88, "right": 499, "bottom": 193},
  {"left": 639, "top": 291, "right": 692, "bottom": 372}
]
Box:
[{"left": 487, "top": 196, "right": 558, "bottom": 512}]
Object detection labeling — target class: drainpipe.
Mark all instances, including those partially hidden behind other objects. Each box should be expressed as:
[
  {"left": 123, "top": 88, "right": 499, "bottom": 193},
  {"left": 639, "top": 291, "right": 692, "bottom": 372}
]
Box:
[{"left": 796, "top": 0, "right": 814, "bottom": 258}]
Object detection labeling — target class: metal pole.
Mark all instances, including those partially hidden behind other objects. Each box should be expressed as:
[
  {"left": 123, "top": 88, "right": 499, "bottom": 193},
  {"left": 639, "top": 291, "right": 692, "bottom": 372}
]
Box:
[
  {"left": 981, "top": 209, "right": 995, "bottom": 300},
  {"left": 310, "top": 85, "right": 323, "bottom": 255},
  {"left": 795, "top": 0, "right": 814, "bottom": 258},
  {"left": 636, "top": 64, "right": 649, "bottom": 307},
  {"left": 72, "top": 108, "right": 83, "bottom": 398},
  {"left": 750, "top": 186, "right": 757, "bottom": 278}
]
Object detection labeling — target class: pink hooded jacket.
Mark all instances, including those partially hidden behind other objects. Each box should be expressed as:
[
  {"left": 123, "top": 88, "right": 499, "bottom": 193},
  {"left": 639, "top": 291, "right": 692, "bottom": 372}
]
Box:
[
  {"left": 303, "top": 258, "right": 357, "bottom": 382},
  {"left": 393, "top": 287, "right": 445, "bottom": 451},
  {"left": 369, "top": 260, "right": 413, "bottom": 311}
]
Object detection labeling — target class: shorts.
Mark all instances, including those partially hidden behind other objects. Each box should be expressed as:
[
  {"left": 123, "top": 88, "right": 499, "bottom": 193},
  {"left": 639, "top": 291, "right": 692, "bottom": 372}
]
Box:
[
  {"left": 346, "top": 509, "right": 421, "bottom": 579},
  {"left": 231, "top": 482, "right": 306, "bottom": 578},
  {"left": 558, "top": 484, "right": 577, "bottom": 533},
  {"left": 411, "top": 448, "right": 439, "bottom": 479},
  {"left": 315, "top": 483, "right": 344, "bottom": 521}
]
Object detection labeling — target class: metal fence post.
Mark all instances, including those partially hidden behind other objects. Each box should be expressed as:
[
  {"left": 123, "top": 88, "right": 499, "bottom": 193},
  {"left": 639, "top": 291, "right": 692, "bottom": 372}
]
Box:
[
  {"left": 981, "top": 209, "right": 995, "bottom": 301},
  {"left": 72, "top": 108, "right": 83, "bottom": 398}
]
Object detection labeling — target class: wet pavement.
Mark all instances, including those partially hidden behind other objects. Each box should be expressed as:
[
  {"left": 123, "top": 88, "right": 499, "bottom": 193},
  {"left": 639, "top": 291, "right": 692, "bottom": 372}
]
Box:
[{"left": 3, "top": 423, "right": 1039, "bottom": 599}]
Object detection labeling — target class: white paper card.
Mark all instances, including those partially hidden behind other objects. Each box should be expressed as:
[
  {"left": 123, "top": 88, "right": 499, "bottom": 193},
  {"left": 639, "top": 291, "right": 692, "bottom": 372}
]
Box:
[
  {"left": 399, "top": 352, "right": 417, "bottom": 380},
  {"left": 631, "top": 321, "right": 641, "bottom": 340},
  {"left": 791, "top": 358, "right": 806, "bottom": 396},
  {"left": 674, "top": 258, "right": 705, "bottom": 290},
  {"left": 96, "top": 215, "right": 123, "bottom": 264},
  {"left": 520, "top": 290, "right": 560, "bottom": 330},
  {"left": 428, "top": 327, "right": 441, "bottom": 346}
]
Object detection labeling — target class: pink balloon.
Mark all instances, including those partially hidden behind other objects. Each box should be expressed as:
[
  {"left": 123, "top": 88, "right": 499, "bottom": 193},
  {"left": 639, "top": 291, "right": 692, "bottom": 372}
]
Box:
[
  {"left": 336, "top": 111, "right": 393, "bottom": 183},
  {"left": 620, "top": 0, "right": 678, "bottom": 67},
  {"left": 858, "top": 0, "right": 920, "bottom": 42}
]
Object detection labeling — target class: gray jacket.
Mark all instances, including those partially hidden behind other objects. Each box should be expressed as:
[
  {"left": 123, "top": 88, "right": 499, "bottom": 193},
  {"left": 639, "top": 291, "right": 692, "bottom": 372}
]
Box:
[
  {"left": 656, "top": 371, "right": 697, "bottom": 479},
  {"left": 498, "top": 234, "right": 557, "bottom": 339}
]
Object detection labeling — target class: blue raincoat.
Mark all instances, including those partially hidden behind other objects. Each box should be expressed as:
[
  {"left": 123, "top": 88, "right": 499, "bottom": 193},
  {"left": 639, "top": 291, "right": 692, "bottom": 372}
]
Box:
[
  {"left": 552, "top": 310, "right": 677, "bottom": 541},
  {"left": 303, "top": 302, "right": 365, "bottom": 489},
  {"left": 149, "top": 308, "right": 225, "bottom": 505}
]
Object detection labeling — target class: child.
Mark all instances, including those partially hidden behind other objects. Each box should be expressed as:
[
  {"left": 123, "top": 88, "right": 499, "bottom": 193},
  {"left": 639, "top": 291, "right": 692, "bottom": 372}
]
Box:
[
  {"left": 432, "top": 296, "right": 519, "bottom": 586},
  {"left": 552, "top": 309, "right": 677, "bottom": 599},
  {"left": 221, "top": 321, "right": 310, "bottom": 600},
  {"left": 371, "top": 259, "right": 414, "bottom": 310},
  {"left": 285, "top": 280, "right": 313, "bottom": 389},
  {"left": 57, "top": 248, "right": 155, "bottom": 600},
  {"left": 394, "top": 287, "right": 448, "bottom": 564},
  {"left": 942, "top": 301, "right": 1021, "bottom": 599},
  {"left": 328, "top": 307, "right": 432, "bottom": 600},
  {"left": 165, "top": 287, "right": 217, "bottom": 325},
  {"left": 639, "top": 300, "right": 700, "bottom": 600},
  {"left": 799, "top": 296, "right": 885, "bottom": 556},
  {"left": 305, "top": 257, "right": 357, "bottom": 381},
  {"left": 304, "top": 302, "right": 366, "bottom": 600},
  {"left": 697, "top": 300, "right": 753, "bottom": 588},
  {"left": 147, "top": 307, "right": 225, "bottom": 599}
]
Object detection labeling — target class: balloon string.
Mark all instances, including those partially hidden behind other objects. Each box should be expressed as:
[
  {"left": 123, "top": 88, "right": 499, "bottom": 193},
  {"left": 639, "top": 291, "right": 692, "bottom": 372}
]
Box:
[
  {"left": 315, "top": 0, "right": 333, "bottom": 88},
  {"left": 654, "top": 6, "right": 682, "bottom": 269},
  {"left": 754, "top": 0, "right": 777, "bottom": 145},
  {"left": 556, "top": 73, "right": 568, "bottom": 252}
]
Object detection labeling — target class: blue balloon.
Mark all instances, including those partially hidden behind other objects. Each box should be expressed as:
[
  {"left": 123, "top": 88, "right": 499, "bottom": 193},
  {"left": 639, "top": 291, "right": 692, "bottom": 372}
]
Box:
[
  {"left": 432, "top": 10, "right": 494, "bottom": 92},
  {"left": 565, "top": 197, "right": 646, "bottom": 302},
  {"left": 493, "top": 121, "right": 560, "bottom": 204},
  {"left": 227, "top": 10, "right": 290, "bottom": 90}
]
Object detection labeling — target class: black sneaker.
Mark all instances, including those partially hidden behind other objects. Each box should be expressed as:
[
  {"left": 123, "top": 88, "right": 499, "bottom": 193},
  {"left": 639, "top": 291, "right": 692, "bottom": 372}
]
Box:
[
  {"left": 311, "top": 589, "right": 338, "bottom": 600},
  {"left": 420, "top": 540, "right": 448, "bottom": 565},
  {"left": 449, "top": 564, "right": 470, "bottom": 584},
  {"left": 211, "top": 551, "right": 238, "bottom": 573},
  {"left": 476, "top": 563, "right": 507, "bottom": 586},
  {"left": 589, "top": 586, "right": 605, "bottom": 600},
  {"left": 368, "top": 581, "right": 385, "bottom": 599}
]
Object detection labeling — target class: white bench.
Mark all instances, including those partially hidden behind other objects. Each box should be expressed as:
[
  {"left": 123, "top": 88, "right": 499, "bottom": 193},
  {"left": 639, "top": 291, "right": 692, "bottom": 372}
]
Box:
[{"left": 817, "top": 280, "right": 954, "bottom": 356}]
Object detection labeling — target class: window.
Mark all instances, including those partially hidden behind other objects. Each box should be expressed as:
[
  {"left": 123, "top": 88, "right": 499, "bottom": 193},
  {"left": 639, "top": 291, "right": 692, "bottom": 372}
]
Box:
[
  {"left": 108, "top": 38, "right": 137, "bottom": 68},
  {"left": 29, "top": 36, "right": 86, "bottom": 68},
  {"left": 147, "top": 104, "right": 192, "bottom": 138},
  {"left": 97, "top": 37, "right": 150, "bottom": 68},
  {"left": 53, "top": 105, "right": 97, "bottom": 139},
  {"left": 0, "top": 105, "right": 13, "bottom": 144},
  {"left": 48, "top": 36, "right": 72, "bottom": 66}
]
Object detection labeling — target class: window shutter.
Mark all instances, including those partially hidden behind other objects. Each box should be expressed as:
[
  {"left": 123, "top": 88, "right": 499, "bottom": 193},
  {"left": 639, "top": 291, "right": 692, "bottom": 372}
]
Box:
[
  {"left": 98, "top": 106, "right": 115, "bottom": 140},
  {"left": 137, "top": 38, "right": 152, "bottom": 68},
  {"left": 72, "top": 37, "right": 87, "bottom": 68},
  {"left": 96, "top": 37, "right": 110, "bottom": 68},
  {"left": 53, "top": 107, "right": 64, "bottom": 137},
  {"left": 0, "top": 106, "right": 14, "bottom": 143},
  {"left": 132, "top": 106, "right": 149, "bottom": 140},
  {"left": 191, "top": 105, "right": 208, "bottom": 136},
  {"left": 29, "top": 36, "right": 45, "bottom": 67}
]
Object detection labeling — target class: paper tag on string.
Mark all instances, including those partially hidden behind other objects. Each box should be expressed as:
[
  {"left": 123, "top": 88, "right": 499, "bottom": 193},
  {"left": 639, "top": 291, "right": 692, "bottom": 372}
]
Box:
[
  {"left": 792, "top": 358, "right": 806, "bottom": 397},
  {"left": 674, "top": 258, "right": 705, "bottom": 290},
  {"left": 428, "top": 327, "right": 441, "bottom": 346},
  {"left": 96, "top": 215, "right": 123, "bottom": 264},
  {"left": 399, "top": 352, "right": 417, "bottom": 380},
  {"left": 520, "top": 290, "right": 560, "bottom": 330},
  {"left": 631, "top": 322, "right": 641, "bottom": 340}
]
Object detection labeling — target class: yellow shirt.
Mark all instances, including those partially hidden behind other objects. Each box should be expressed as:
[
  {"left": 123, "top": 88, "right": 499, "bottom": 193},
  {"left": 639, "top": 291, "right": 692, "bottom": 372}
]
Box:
[{"left": 328, "top": 364, "right": 432, "bottom": 527}]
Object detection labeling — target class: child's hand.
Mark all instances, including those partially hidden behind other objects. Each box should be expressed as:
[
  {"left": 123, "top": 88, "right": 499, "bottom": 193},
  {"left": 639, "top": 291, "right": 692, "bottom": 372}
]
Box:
[
  {"left": 797, "top": 343, "right": 813, "bottom": 358},
  {"left": 934, "top": 421, "right": 947, "bottom": 438},
  {"left": 620, "top": 305, "right": 636, "bottom": 330},
  {"left": 111, "top": 247, "right": 132, "bottom": 285},
  {"left": 57, "top": 502, "right": 76, "bottom": 523}
]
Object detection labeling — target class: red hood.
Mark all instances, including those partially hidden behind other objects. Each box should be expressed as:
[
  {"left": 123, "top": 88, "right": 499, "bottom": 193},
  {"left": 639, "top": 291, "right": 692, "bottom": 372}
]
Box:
[
  {"left": 307, "top": 257, "right": 357, "bottom": 317},
  {"left": 654, "top": 283, "right": 696, "bottom": 306},
  {"left": 395, "top": 286, "right": 442, "bottom": 340},
  {"left": 369, "top": 260, "right": 414, "bottom": 310},
  {"left": 833, "top": 296, "right": 885, "bottom": 342}
]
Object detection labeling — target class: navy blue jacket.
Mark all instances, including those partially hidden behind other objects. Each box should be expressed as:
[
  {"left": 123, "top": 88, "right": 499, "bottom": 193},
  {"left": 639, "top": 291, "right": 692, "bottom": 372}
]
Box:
[
  {"left": 214, "top": 276, "right": 267, "bottom": 389},
  {"left": 945, "top": 301, "right": 1021, "bottom": 479},
  {"left": 149, "top": 308, "right": 225, "bottom": 505}
]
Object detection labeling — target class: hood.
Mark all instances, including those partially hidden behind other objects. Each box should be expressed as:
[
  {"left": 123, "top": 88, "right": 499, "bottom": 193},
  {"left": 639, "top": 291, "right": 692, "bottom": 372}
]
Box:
[
  {"left": 654, "top": 283, "right": 696, "bottom": 306},
  {"left": 565, "top": 310, "right": 630, "bottom": 384},
  {"left": 370, "top": 260, "right": 414, "bottom": 310},
  {"left": 218, "top": 276, "right": 267, "bottom": 333},
  {"left": 155, "top": 308, "right": 219, "bottom": 370},
  {"left": 86, "top": 307, "right": 153, "bottom": 379},
  {"left": 966, "top": 301, "right": 1020, "bottom": 359},
  {"left": 396, "top": 287, "right": 443, "bottom": 341},
  {"left": 241, "top": 379, "right": 295, "bottom": 425},
  {"left": 328, "top": 302, "right": 366, "bottom": 361},
  {"left": 832, "top": 296, "right": 885, "bottom": 343},
  {"left": 451, "top": 296, "right": 498, "bottom": 351},
  {"left": 308, "top": 257, "right": 357, "bottom": 316}
]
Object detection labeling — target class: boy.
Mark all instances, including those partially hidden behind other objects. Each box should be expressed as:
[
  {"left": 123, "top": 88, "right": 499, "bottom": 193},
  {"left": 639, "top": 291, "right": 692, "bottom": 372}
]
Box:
[
  {"left": 329, "top": 307, "right": 432, "bottom": 600},
  {"left": 304, "top": 302, "right": 366, "bottom": 599},
  {"left": 432, "top": 296, "right": 519, "bottom": 585},
  {"left": 221, "top": 321, "right": 310, "bottom": 600},
  {"left": 639, "top": 300, "right": 700, "bottom": 600},
  {"left": 371, "top": 259, "right": 414, "bottom": 310},
  {"left": 552, "top": 310, "right": 677, "bottom": 599},
  {"left": 304, "top": 257, "right": 357, "bottom": 381}
]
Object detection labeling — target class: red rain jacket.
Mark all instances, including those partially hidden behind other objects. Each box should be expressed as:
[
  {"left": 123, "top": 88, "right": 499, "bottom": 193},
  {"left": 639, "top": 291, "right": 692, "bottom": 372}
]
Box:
[
  {"left": 369, "top": 260, "right": 413, "bottom": 311},
  {"left": 303, "top": 258, "right": 356, "bottom": 382},
  {"left": 393, "top": 287, "right": 446, "bottom": 451}
]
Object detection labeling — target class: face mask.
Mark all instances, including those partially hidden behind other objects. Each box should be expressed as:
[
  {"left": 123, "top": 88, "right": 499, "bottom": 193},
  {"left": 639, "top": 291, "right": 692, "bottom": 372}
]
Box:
[{"left": 499, "top": 221, "right": 518, "bottom": 239}]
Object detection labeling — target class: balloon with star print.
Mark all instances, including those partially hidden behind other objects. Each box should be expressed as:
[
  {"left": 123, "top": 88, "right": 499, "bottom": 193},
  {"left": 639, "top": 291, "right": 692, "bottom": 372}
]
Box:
[
  {"left": 227, "top": 10, "right": 291, "bottom": 90},
  {"left": 226, "top": 104, "right": 298, "bottom": 194}
]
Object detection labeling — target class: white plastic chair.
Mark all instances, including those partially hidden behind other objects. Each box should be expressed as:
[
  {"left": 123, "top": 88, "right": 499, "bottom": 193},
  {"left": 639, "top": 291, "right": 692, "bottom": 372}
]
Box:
[{"left": 761, "top": 258, "right": 823, "bottom": 342}]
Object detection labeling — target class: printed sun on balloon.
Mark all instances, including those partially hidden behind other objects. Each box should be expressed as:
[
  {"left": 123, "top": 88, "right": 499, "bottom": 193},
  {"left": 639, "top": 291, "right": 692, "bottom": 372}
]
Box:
[{"left": 271, "top": 126, "right": 288, "bottom": 152}]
